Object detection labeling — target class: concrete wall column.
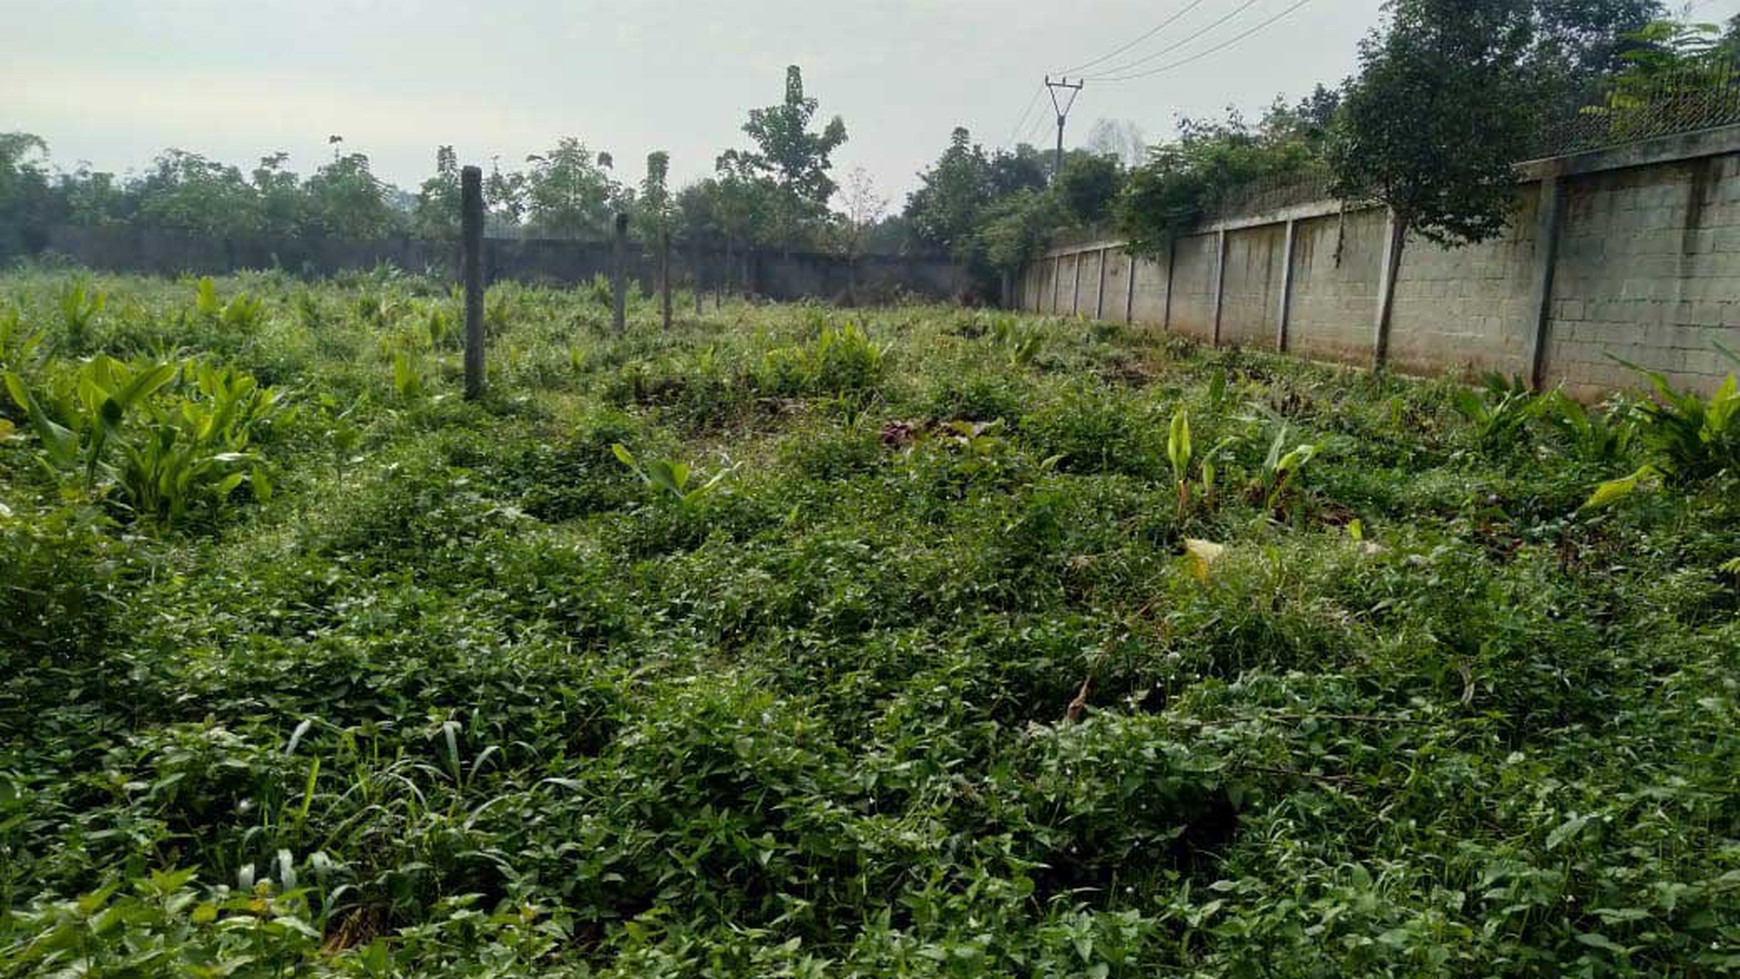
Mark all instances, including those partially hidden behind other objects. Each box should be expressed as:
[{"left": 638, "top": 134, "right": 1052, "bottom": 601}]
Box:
[
  {"left": 1070, "top": 252, "right": 1083, "bottom": 316},
  {"left": 1211, "top": 229, "right": 1228, "bottom": 346},
  {"left": 1372, "top": 208, "right": 1403, "bottom": 370},
  {"left": 1095, "top": 246, "right": 1110, "bottom": 319},
  {"left": 1125, "top": 252, "right": 1136, "bottom": 324},
  {"left": 1526, "top": 176, "right": 1566, "bottom": 389},
  {"left": 1277, "top": 218, "right": 1298, "bottom": 352}
]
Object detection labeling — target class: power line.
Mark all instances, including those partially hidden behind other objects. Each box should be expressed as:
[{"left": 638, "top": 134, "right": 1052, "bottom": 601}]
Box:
[
  {"left": 1091, "top": 0, "right": 1318, "bottom": 83},
  {"left": 1005, "top": 84, "right": 1046, "bottom": 147},
  {"left": 1082, "top": 0, "right": 1268, "bottom": 80},
  {"left": 1056, "top": 0, "right": 1211, "bottom": 76}
]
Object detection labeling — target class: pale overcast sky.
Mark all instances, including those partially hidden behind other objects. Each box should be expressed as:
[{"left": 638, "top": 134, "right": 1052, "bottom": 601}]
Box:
[{"left": 5, "top": 0, "right": 1738, "bottom": 203}]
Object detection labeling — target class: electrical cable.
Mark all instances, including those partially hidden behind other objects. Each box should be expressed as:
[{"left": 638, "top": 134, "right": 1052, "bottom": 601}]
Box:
[
  {"left": 1081, "top": 0, "right": 1268, "bottom": 79},
  {"left": 1091, "top": 0, "right": 1317, "bottom": 83},
  {"left": 1056, "top": 0, "right": 1211, "bottom": 75}
]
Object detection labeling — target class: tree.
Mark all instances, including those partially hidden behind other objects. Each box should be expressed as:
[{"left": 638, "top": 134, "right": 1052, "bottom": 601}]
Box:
[
  {"left": 741, "top": 66, "right": 848, "bottom": 204},
  {"left": 412, "top": 146, "right": 461, "bottom": 240},
  {"left": 134, "top": 149, "right": 264, "bottom": 237},
  {"left": 0, "top": 133, "right": 51, "bottom": 253},
  {"left": 485, "top": 159, "right": 528, "bottom": 237},
  {"left": 1331, "top": 0, "right": 1541, "bottom": 367},
  {"left": 1084, "top": 118, "right": 1150, "bottom": 167},
  {"left": 904, "top": 127, "right": 994, "bottom": 262},
  {"left": 639, "top": 151, "right": 676, "bottom": 329},
  {"left": 252, "top": 153, "right": 304, "bottom": 237},
  {"left": 302, "top": 150, "right": 402, "bottom": 239},
  {"left": 1116, "top": 104, "right": 1325, "bottom": 257},
  {"left": 732, "top": 66, "right": 848, "bottom": 249},
  {"left": 832, "top": 166, "right": 888, "bottom": 303},
  {"left": 1054, "top": 153, "right": 1124, "bottom": 226},
  {"left": 978, "top": 189, "right": 1066, "bottom": 306},
  {"left": 523, "top": 138, "right": 619, "bottom": 239}
]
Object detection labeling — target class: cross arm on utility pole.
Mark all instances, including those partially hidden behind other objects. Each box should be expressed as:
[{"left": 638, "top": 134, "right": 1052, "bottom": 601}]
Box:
[{"left": 1044, "top": 75, "right": 1085, "bottom": 183}]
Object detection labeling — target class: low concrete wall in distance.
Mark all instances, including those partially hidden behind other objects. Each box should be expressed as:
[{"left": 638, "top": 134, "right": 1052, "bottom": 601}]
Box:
[
  {"left": 1019, "top": 126, "right": 1740, "bottom": 398},
  {"left": 31, "top": 226, "right": 967, "bottom": 304}
]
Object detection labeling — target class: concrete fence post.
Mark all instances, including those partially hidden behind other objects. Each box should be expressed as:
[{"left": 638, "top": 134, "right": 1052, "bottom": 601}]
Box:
[
  {"left": 660, "top": 233, "right": 673, "bottom": 330},
  {"left": 1125, "top": 252, "right": 1136, "bottom": 324},
  {"left": 1211, "top": 229, "right": 1228, "bottom": 346},
  {"left": 1051, "top": 255, "right": 1062, "bottom": 314},
  {"left": 611, "top": 212, "right": 629, "bottom": 334},
  {"left": 1372, "top": 208, "right": 1404, "bottom": 371},
  {"left": 1526, "top": 176, "right": 1566, "bottom": 390},
  {"left": 1162, "top": 241, "right": 1177, "bottom": 332},
  {"left": 1070, "top": 252, "right": 1083, "bottom": 316},
  {"left": 460, "top": 166, "right": 485, "bottom": 401},
  {"left": 1095, "top": 246, "right": 1110, "bottom": 319},
  {"left": 1277, "top": 219, "right": 1298, "bottom": 352}
]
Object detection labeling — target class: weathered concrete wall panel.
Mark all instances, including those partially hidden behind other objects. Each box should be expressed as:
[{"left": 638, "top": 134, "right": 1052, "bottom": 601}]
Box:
[
  {"left": 1169, "top": 235, "right": 1219, "bottom": 340},
  {"left": 1220, "top": 224, "right": 1286, "bottom": 350},
  {"left": 1020, "top": 128, "right": 1740, "bottom": 396},
  {"left": 1130, "top": 252, "right": 1170, "bottom": 326},
  {"left": 1388, "top": 185, "right": 1540, "bottom": 380},
  {"left": 1288, "top": 209, "right": 1385, "bottom": 366},
  {"left": 1545, "top": 154, "right": 1740, "bottom": 398}
]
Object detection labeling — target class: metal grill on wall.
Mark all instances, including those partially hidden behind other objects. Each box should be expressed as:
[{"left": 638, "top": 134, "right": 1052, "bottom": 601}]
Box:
[
  {"left": 1198, "top": 70, "right": 1740, "bottom": 223},
  {"left": 1536, "top": 66, "right": 1740, "bottom": 158}
]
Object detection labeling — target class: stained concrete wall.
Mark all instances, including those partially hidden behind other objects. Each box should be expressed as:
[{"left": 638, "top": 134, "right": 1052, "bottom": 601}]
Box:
[
  {"left": 1017, "top": 126, "right": 1740, "bottom": 397},
  {"left": 1220, "top": 224, "right": 1287, "bottom": 350},
  {"left": 1545, "top": 153, "right": 1740, "bottom": 398},
  {"left": 32, "top": 225, "right": 965, "bottom": 304},
  {"left": 1387, "top": 185, "right": 1541, "bottom": 380},
  {"left": 1168, "top": 234, "right": 1219, "bottom": 340},
  {"left": 1287, "top": 209, "right": 1385, "bottom": 365}
]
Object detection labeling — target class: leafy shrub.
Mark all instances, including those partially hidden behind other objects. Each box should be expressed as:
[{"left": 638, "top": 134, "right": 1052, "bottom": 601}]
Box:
[{"left": 4, "top": 355, "right": 290, "bottom": 524}]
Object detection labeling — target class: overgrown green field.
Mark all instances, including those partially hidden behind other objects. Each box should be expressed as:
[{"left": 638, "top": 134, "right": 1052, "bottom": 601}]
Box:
[{"left": 2, "top": 269, "right": 1737, "bottom": 977}]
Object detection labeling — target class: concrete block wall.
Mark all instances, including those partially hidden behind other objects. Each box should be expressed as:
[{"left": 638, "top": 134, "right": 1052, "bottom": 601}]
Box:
[
  {"left": 1287, "top": 209, "right": 1384, "bottom": 365},
  {"left": 1388, "top": 185, "right": 1541, "bottom": 380},
  {"left": 1019, "top": 126, "right": 1740, "bottom": 398},
  {"left": 1101, "top": 249, "right": 1132, "bottom": 321},
  {"left": 1220, "top": 224, "right": 1287, "bottom": 350},
  {"left": 1169, "top": 234, "right": 1219, "bottom": 340},
  {"left": 1545, "top": 154, "right": 1740, "bottom": 398}
]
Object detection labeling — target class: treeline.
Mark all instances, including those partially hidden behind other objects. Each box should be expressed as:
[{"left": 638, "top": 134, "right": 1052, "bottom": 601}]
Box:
[
  {"left": 0, "top": 67, "right": 904, "bottom": 267},
  {"left": 899, "top": 2, "right": 1740, "bottom": 294}
]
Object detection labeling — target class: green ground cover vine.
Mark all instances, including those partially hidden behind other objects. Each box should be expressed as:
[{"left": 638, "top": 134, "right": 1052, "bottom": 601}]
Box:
[{"left": 1, "top": 268, "right": 1736, "bottom": 976}]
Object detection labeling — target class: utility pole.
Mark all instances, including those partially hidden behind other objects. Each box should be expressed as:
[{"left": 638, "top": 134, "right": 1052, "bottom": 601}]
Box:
[{"left": 1045, "top": 75, "right": 1084, "bottom": 183}]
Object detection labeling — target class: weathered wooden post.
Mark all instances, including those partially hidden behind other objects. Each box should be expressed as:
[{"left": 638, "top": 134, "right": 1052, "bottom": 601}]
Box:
[
  {"left": 461, "top": 165, "right": 485, "bottom": 401},
  {"left": 611, "top": 211, "right": 629, "bottom": 335}
]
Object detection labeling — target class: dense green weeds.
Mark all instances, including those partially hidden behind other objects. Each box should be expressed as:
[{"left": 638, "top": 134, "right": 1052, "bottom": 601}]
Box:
[{"left": 1, "top": 269, "right": 1737, "bottom": 976}]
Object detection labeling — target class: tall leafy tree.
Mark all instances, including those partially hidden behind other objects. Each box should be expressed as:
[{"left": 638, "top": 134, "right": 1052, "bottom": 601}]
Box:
[
  {"left": 252, "top": 152, "right": 304, "bottom": 237},
  {"left": 639, "top": 151, "right": 676, "bottom": 327},
  {"left": 0, "top": 133, "right": 51, "bottom": 252},
  {"left": 741, "top": 66, "right": 848, "bottom": 205},
  {"left": 134, "top": 149, "right": 264, "bottom": 236},
  {"left": 904, "top": 127, "right": 994, "bottom": 262},
  {"left": 303, "top": 150, "right": 402, "bottom": 238},
  {"left": 411, "top": 146, "right": 461, "bottom": 240},
  {"left": 1331, "top": 0, "right": 1541, "bottom": 365},
  {"left": 485, "top": 159, "right": 528, "bottom": 237},
  {"left": 1054, "top": 153, "right": 1125, "bottom": 226},
  {"left": 730, "top": 66, "right": 848, "bottom": 248},
  {"left": 523, "top": 138, "right": 619, "bottom": 240}
]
